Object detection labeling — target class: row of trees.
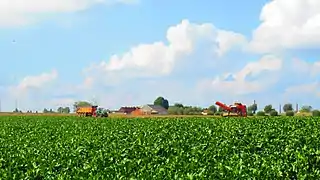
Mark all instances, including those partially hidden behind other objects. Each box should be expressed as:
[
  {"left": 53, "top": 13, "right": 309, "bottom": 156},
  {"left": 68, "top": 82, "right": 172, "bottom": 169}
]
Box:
[
  {"left": 248, "top": 103, "right": 320, "bottom": 116},
  {"left": 71, "top": 97, "right": 212, "bottom": 115},
  {"left": 13, "top": 107, "right": 71, "bottom": 113},
  {"left": 153, "top": 96, "right": 219, "bottom": 115},
  {"left": 154, "top": 97, "right": 320, "bottom": 116},
  {"left": 168, "top": 103, "right": 203, "bottom": 115},
  {"left": 153, "top": 97, "right": 204, "bottom": 115},
  {"left": 11, "top": 96, "right": 314, "bottom": 116}
]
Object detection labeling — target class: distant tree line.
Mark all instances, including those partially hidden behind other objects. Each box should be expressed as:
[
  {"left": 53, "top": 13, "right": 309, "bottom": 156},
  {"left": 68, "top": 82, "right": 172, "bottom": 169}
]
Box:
[
  {"left": 43, "top": 107, "right": 71, "bottom": 113},
  {"left": 12, "top": 107, "right": 70, "bottom": 113},
  {"left": 69, "top": 97, "right": 320, "bottom": 117},
  {"left": 248, "top": 103, "right": 320, "bottom": 117}
]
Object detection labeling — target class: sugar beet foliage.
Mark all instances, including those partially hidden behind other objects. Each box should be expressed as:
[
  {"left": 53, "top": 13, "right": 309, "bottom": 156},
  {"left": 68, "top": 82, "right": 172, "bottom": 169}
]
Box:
[{"left": 0, "top": 116, "right": 320, "bottom": 179}]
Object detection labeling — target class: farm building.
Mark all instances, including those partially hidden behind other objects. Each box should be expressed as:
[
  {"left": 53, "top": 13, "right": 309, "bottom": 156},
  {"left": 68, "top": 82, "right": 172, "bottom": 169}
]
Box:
[
  {"left": 118, "top": 106, "right": 139, "bottom": 114},
  {"left": 202, "top": 109, "right": 209, "bottom": 115},
  {"left": 131, "top": 108, "right": 143, "bottom": 116},
  {"left": 140, "top": 104, "right": 168, "bottom": 115}
]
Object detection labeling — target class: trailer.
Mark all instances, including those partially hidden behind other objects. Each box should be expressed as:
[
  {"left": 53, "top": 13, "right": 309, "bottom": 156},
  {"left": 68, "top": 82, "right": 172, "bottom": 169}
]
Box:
[{"left": 76, "top": 106, "right": 108, "bottom": 117}]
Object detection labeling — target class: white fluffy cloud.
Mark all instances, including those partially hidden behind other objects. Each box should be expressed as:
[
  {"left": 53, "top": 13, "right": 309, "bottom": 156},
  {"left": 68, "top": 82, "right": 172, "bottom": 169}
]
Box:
[
  {"left": 16, "top": 70, "right": 58, "bottom": 90},
  {"left": 67, "top": 0, "right": 320, "bottom": 110},
  {"left": 84, "top": 19, "right": 247, "bottom": 85},
  {"left": 3, "top": 0, "right": 320, "bottom": 111},
  {"left": 283, "top": 58, "right": 320, "bottom": 101},
  {"left": 291, "top": 58, "right": 320, "bottom": 77},
  {"left": 7, "top": 69, "right": 57, "bottom": 103},
  {"left": 249, "top": 0, "right": 320, "bottom": 53},
  {"left": 285, "top": 82, "right": 320, "bottom": 96},
  {"left": 0, "top": 70, "right": 60, "bottom": 111},
  {"left": 197, "top": 55, "right": 283, "bottom": 96},
  {"left": 0, "top": 0, "right": 137, "bottom": 27}
]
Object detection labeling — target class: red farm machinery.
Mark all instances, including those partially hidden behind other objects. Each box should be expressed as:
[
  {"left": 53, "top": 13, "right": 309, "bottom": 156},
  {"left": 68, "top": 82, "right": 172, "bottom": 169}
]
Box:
[
  {"left": 76, "top": 106, "right": 108, "bottom": 117},
  {"left": 215, "top": 101, "right": 247, "bottom": 117}
]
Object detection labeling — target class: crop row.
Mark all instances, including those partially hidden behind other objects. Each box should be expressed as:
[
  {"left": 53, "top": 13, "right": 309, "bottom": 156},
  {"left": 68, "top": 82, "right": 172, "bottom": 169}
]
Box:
[{"left": 0, "top": 116, "right": 320, "bottom": 179}]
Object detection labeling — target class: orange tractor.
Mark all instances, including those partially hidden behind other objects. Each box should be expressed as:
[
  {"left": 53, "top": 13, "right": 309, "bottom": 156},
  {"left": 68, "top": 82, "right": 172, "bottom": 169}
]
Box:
[
  {"left": 215, "top": 101, "right": 247, "bottom": 117},
  {"left": 76, "top": 106, "right": 108, "bottom": 117}
]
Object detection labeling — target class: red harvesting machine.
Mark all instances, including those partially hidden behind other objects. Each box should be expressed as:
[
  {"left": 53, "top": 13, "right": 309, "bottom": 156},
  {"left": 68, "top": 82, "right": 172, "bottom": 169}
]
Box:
[{"left": 215, "top": 101, "right": 247, "bottom": 117}]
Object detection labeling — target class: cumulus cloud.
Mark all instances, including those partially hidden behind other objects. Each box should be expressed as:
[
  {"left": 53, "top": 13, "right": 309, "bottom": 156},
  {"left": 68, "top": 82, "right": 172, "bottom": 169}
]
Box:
[
  {"left": 84, "top": 19, "right": 247, "bottom": 86},
  {"left": 197, "top": 55, "right": 283, "bottom": 96},
  {"left": 1, "top": 70, "right": 60, "bottom": 111},
  {"left": 10, "top": 70, "right": 57, "bottom": 99},
  {"left": 249, "top": 0, "right": 320, "bottom": 53},
  {"left": 3, "top": 0, "right": 320, "bottom": 111},
  {"left": 291, "top": 58, "right": 320, "bottom": 77},
  {"left": 285, "top": 82, "right": 320, "bottom": 95},
  {"left": 281, "top": 81, "right": 320, "bottom": 108},
  {"left": 0, "top": 0, "right": 138, "bottom": 27},
  {"left": 17, "top": 70, "right": 57, "bottom": 89}
]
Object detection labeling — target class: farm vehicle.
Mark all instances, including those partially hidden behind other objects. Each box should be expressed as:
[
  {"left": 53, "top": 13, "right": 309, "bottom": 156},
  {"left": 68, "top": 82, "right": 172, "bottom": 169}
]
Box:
[
  {"left": 215, "top": 101, "right": 247, "bottom": 117},
  {"left": 76, "top": 106, "right": 108, "bottom": 117}
]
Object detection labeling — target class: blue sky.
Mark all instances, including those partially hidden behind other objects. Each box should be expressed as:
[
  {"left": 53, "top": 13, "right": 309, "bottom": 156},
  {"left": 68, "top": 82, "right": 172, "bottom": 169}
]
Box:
[{"left": 0, "top": 0, "right": 320, "bottom": 112}]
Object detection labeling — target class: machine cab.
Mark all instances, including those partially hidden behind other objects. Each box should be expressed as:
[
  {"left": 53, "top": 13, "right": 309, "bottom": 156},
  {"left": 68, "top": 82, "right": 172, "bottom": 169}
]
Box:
[{"left": 230, "top": 105, "right": 238, "bottom": 113}]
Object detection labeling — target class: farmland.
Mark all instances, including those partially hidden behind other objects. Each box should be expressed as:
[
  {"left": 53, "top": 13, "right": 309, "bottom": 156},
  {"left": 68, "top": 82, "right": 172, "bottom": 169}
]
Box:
[{"left": 1, "top": 116, "right": 320, "bottom": 179}]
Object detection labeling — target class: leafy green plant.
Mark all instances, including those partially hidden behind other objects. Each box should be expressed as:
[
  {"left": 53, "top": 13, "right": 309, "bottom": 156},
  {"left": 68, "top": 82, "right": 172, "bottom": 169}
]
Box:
[{"left": 1, "top": 116, "right": 320, "bottom": 179}]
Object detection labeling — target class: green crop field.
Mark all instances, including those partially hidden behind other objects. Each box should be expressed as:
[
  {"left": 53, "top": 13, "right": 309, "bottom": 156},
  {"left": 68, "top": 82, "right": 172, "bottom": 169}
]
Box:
[{"left": 1, "top": 116, "right": 320, "bottom": 179}]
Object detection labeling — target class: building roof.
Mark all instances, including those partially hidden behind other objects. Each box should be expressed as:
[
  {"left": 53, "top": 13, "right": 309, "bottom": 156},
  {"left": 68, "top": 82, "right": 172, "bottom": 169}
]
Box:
[
  {"left": 145, "top": 104, "right": 167, "bottom": 112},
  {"left": 118, "top": 106, "right": 140, "bottom": 112}
]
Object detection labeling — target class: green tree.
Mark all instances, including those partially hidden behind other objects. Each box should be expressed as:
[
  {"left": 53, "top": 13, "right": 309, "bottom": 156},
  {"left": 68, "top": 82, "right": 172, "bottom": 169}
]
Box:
[
  {"left": 73, "top": 101, "right": 92, "bottom": 112},
  {"left": 300, "top": 105, "right": 312, "bottom": 113},
  {"left": 256, "top": 111, "right": 265, "bottom": 116},
  {"left": 247, "top": 112, "right": 254, "bottom": 116},
  {"left": 208, "top": 105, "right": 217, "bottom": 113},
  {"left": 286, "top": 110, "right": 294, "bottom": 116},
  {"left": 57, "top": 107, "right": 63, "bottom": 113},
  {"left": 218, "top": 106, "right": 224, "bottom": 112},
  {"left": 183, "top": 108, "right": 190, "bottom": 115},
  {"left": 283, "top": 103, "right": 293, "bottom": 112},
  {"left": 63, "top": 107, "right": 70, "bottom": 113},
  {"left": 168, "top": 106, "right": 178, "bottom": 115},
  {"left": 312, "top": 110, "right": 320, "bottom": 116},
  {"left": 264, "top": 104, "right": 273, "bottom": 113},
  {"left": 270, "top": 110, "right": 278, "bottom": 116},
  {"left": 154, "top": 96, "right": 169, "bottom": 109},
  {"left": 58, "top": 107, "right": 70, "bottom": 113},
  {"left": 163, "top": 99, "right": 169, "bottom": 109},
  {"left": 249, "top": 103, "right": 258, "bottom": 114},
  {"left": 174, "top": 103, "right": 184, "bottom": 108},
  {"left": 177, "top": 108, "right": 183, "bottom": 115},
  {"left": 43, "top": 108, "right": 48, "bottom": 113}
]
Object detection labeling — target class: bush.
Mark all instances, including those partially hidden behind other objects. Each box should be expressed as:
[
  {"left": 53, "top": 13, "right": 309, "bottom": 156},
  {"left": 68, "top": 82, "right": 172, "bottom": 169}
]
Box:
[
  {"left": 312, "top": 110, "right": 320, "bottom": 116},
  {"left": 215, "top": 112, "right": 222, "bottom": 116},
  {"left": 256, "top": 111, "right": 265, "bottom": 116},
  {"left": 286, "top": 110, "right": 294, "bottom": 116},
  {"left": 247, "top": 112, "right": 254, "bottom": 116},
  {"left": 207, "top": 111, "right": 214, "bottom": 115},
  {"left": 270, "top": 110, "right": 278, "bottom": 116}
]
